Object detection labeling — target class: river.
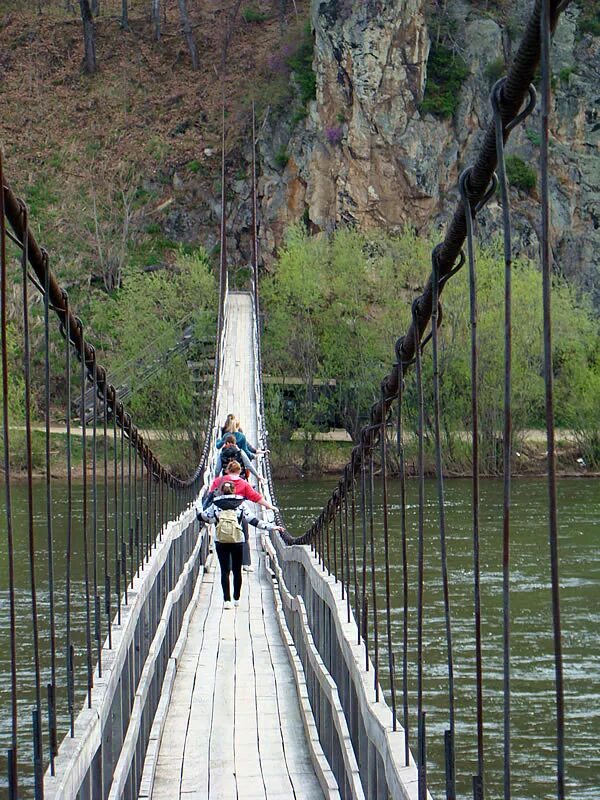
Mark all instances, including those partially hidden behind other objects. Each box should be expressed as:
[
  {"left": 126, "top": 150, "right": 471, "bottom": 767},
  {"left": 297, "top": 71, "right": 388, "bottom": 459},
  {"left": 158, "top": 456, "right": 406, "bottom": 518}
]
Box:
[{"left": 0, "top": 477, "right": 598, "bottom": 798}]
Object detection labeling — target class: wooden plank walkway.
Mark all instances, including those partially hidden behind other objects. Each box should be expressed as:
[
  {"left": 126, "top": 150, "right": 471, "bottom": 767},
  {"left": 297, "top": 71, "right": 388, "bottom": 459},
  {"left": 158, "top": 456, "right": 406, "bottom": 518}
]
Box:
[{"left": 151, "top": 292, "right": 325, "bottom": 799}]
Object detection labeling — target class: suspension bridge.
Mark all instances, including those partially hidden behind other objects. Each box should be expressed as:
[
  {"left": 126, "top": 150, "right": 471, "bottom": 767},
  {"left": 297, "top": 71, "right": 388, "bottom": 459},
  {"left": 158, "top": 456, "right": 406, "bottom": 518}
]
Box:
[{"left": 0, "top": 1, "right": 579, "bottom": 798}]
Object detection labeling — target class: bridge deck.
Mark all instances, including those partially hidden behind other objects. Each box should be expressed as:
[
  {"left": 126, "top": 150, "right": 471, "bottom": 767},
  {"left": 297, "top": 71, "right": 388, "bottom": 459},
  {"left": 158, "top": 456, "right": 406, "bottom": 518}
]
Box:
[{"left": 151, "top": 292, "right": 325, "bottom": 799}]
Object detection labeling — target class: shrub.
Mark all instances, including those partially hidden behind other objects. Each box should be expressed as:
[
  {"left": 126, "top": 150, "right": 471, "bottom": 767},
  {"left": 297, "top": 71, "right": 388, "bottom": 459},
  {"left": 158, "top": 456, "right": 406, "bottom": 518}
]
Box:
[
  {"left": 577, "top": 0, "right": 600, "bottom": 36},
  {"left": 187, "top": 159, "right": 202, "bottom": 173},
  {"left": 286, "top": 24, "right": 316, "bottom": 108},
  {"left": 525, "top": 128, "right": 541, "bottom": 146},
  {"left": 505, "top": 155, "right": 536, "bottom": 192},
  {"left": 242, "top": 6, "right": 267, "bottom": 23},
  {"left": 420, "top": 44, "right": 470, "bottom": 118},
  {"left": 274, "top": 146, "right": 289, "bottom": 170},
  {"left": 559, "top": 66, "right": 576, "bottom": 83}
]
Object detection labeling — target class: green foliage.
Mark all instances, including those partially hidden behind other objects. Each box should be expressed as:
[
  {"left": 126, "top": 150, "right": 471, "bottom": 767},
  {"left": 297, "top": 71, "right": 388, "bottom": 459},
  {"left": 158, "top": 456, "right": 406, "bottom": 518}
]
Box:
[
  {"left": 484, "top": 56, "right": 506, "bottom": 85},
  {"left": 525, "top": 127, "right": 541, "bottom": 147},
  {"left": 261, "top": 227, "right": 600, "bottom": 473},
  {"left": 0, "top": 322, "right": 26, "bottom": 426},
  {"left": 274, "top": 146, "right": 289, "bottom": 170},
  {"left": 577, "top": 0, "right": 600, "bottom": 36},
  {"left": 420, "top": 44, "right": 469, "bottom": 118},
  {"left": 505, "top": 155, "right": 537, "bottom": 192},
  {"left": 92, "top": 248, "right": 217, "bottom": 440},
  {"left": 242, "top": 6, "right": 268, "bottom": 23},
  {"left": 187, "top": 159, "right": 204, "bottom": 174},
  {"left": 558, "top": 66, "right": 576, "bottom": 83},
  {"left": 286, "top": 23, "right": 316, "bottom": 109}
]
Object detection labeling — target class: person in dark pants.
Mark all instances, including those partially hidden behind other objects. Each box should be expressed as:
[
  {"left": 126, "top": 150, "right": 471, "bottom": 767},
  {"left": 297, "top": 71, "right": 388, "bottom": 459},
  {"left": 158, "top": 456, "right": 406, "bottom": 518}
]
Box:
[{"left": 197, "top": 481, "right": 284, "bottom": 609}]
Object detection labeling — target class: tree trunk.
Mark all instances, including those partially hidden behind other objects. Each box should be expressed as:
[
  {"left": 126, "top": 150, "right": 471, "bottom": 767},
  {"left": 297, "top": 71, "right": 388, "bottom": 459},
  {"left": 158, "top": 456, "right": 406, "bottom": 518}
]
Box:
[
  {"left": 177, "top": 0, "right": 198, "bottom": 69},
  {"left": 151, "top": 0, "right": 161, "bottom": 40},
  {"left": 78, "top": 0, "right": 97, "bottom": 74},
  {"left": 91, "top": 0, "right": 99, "bottom": 16},
  {"left": 120, "top": 0, "right": 129, "bottom": 29}
]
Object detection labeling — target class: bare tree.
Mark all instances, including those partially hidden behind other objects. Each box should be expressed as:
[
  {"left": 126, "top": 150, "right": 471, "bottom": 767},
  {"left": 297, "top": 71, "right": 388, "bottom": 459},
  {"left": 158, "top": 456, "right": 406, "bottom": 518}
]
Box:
[
  {"left": 151, "top": 0, "right": 161, "bottom": 40},
  {"left": 178, "top": 0, "right": 199, "bottom": 69},
  {"left": 91, "top": 0, "right": 99, "bottom": 16},
  {"left": 90, "top": 181, "right": 135, "bottom": 293},
  {"left": 121, "top": 0, "right": 129, "bottom": 29},
  {"left": 221, "top": 0, "right": 243, "bottom": 75},
  {"left": 78, "top": 0, "right": 97, "bottom": 73}
]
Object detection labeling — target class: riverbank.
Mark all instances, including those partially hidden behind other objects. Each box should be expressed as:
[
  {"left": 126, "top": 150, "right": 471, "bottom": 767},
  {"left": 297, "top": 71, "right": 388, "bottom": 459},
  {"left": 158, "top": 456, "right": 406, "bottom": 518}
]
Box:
[
  {"left": 2, "top": 428, "right": 595, "bottom": 480},
  {"left": 269, "top": 435, "right": 595, "bottom": 479}
]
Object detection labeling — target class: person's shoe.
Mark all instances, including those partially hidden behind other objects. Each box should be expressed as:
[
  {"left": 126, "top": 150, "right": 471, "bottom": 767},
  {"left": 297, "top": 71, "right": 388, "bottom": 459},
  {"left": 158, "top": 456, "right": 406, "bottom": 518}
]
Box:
[
  {"left": 243, "top": 565, "right": 254, "bottom": 572},
  {"left": 223, "top": 600, "right": 233, "bottom": 610},
  {"left": 233, "top": 599, "right": 240, "bottom": 607}
]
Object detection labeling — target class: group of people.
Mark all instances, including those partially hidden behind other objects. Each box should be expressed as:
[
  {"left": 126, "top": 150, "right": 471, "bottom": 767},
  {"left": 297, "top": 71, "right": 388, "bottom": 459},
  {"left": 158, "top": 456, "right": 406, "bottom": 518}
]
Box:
[{"left": 197, "top": 414, "right": 285, "bottom": 609}]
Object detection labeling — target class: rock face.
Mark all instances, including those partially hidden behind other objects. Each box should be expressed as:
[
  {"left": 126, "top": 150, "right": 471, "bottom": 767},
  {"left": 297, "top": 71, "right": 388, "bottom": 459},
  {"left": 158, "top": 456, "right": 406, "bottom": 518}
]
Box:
[{"left": 258, "top": 0, "right": 600, "bottom": 303}]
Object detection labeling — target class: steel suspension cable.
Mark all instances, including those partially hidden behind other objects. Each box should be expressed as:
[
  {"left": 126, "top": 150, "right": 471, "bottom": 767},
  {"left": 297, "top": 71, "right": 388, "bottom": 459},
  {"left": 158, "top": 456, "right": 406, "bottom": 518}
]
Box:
[
  {"left": 21, "top": 203, "right": 45, "bottom": 799},
  {"left": 413, "top": 299, "right": 427, "bottom": 800},
  {"left": 0, "top": 150, "right": 19, "bottom": 800},
  {"left": 64, "top": 300, "right": 75, "bottom": 738},
  {"left": 92, "top": 359, "right": 102, "bottom": 678},
  {"left": 44, "top": 247, "right": 58, "bottom": 772},
  {"left": 540, "top": 1, "right": 565, "bottom": 794},
  {"left": 396, "top": 365, "right": 410, "bottom": 767},
  {"left": 79, "top": 322, "right": 94, "bottom": 709},
  {"left": 431, "top": 255, "right": 456, "bottom": 800}
]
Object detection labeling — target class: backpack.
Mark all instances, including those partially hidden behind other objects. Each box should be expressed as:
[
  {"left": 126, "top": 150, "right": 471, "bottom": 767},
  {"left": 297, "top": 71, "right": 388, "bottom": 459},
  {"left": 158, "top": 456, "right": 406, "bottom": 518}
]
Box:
[
  {"left": 215, "top": 509, "right": 244, "bottom": 544},
  {"left": 221, "top": 445, "right": 247, "bottom": 478}
]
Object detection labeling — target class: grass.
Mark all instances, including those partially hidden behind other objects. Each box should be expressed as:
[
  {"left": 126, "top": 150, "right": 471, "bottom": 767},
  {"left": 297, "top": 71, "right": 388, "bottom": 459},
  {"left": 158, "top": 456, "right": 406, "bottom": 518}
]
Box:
[
  {"left": 274, "top": 146, "right": 290, "bottom": 170},
  {"left": 242, "top": 6, "right": 268, "bottom": 23}
]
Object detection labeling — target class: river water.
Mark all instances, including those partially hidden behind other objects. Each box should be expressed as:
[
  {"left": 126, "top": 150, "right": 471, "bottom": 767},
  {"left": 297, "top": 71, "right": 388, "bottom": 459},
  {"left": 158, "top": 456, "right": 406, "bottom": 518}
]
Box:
[{"left": 0, "top": 477, "right": 598, "bottom": 798}]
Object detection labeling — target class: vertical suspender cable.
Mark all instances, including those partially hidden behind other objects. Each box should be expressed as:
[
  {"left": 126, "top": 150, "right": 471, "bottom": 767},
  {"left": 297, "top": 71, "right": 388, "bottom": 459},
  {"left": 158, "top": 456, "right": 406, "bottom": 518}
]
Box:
[
  {"left": 64, "top": 299, "right": 75, "bottom": 737},
  {"left": 350, "top": 465, "right": 360, "bottom": 644},
  {"left": 360, "top": 458, "right": 369, "bottom": 670},
  {"left": 380, "top": 393, "right": 397, "bottom": 731},
  {"left": 431, "top": 253, "right": 456, "bottom": 798},
  {"left": 113, "top": 397, "right": 120, "bottom": 623},
  {"left": 413, "top": 299, "right": 427, "bottom": 800},
  {"left": 43, "top": 247, "right": 58, "bottom": 770},
  {"left": 79, "top": 323, "right": 93, "bottom": 708},
  {"left": 120, "top": 419, "right": 126, "bottom": 603},
  {"left": 343, "top": 485, "right": 351, "bottom": 623},
  {"left": 459, "top": 170, "right": 485, "bottom": 800},
  {"left": 128, "top": 418, "right": 133, "bottom": 590},
  {"left": 368, "top": 450, "right": 379, "bottom": 700},
  {"left": 92, "top": 360, "right": 102, "bottom": 676},
  {"left": 540, "top": 2, "right": 565, "bottom": 794},
  {"left": 396, "top": 358, "right": 410, "bottom": 767},
  {"left": 103, "top": 390, "right": 111, "bottom": 648},
  {"left": 1, "top": 154, "right": 19, "bottom": 800},
  {"left": 21, "top": 204, "right": 45, "bottom": 798}
]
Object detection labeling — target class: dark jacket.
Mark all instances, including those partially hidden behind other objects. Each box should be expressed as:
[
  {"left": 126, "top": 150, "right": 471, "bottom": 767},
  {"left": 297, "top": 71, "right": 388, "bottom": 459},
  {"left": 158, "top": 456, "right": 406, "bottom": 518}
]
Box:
[{"left": 216, "top": 430, "right": 257, "bottom": 459}]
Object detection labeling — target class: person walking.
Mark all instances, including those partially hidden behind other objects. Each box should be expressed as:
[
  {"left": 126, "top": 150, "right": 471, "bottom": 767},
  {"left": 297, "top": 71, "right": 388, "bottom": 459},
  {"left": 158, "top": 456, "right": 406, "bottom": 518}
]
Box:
[
  {"left": 207, "top": 460, "right": 276, "bottom": 572},
  {"left": 215, "top": 434, "right": 264, "bottom": 485},
  {"left": 198, "top": 480, "right": 284, "bottom": 608},
  {"left": 216, "top": 414, "right": 265, "bottom": 461}
]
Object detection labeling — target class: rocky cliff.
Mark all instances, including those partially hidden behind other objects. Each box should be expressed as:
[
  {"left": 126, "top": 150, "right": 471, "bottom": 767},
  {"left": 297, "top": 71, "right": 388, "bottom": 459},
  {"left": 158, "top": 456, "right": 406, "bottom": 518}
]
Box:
[{"left": 257, "top": 0, "right": 599, "bottom": 303}]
